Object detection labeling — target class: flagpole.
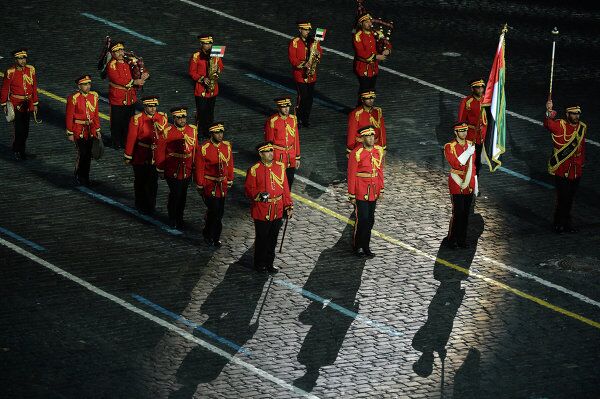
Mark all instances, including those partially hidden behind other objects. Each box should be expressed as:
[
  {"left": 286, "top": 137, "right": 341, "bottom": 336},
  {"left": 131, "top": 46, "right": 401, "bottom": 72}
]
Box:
[{"left": 548, "top": 27, "right": 559, "bottom": 101}]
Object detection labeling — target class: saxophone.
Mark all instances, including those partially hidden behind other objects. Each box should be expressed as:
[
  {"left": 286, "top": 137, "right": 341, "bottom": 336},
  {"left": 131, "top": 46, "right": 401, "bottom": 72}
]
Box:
[
  {"left": 206, "top": 56, "right": 220, "bottom": 93},
  {"left": 304, "top": 40, "right": 321, "bottom": 82}
]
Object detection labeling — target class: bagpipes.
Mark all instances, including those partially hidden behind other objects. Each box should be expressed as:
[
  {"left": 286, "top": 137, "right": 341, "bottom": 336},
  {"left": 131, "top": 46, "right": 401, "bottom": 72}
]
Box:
[
  {"left": 356, "top": 0, "right": 394, "bottom": 53},
  {"left": 97, "top": 36, "right": 148, "bottom": 84}
]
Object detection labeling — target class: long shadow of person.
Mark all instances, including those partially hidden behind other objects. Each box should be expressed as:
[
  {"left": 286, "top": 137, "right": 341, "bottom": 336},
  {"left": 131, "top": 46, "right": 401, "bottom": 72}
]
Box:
[
  {"left": 453, "top": 347, "right": 481, "bottom": 399},
  {"left": 411, "top": 214, "right": 484, "bottom": 381},
  {"left": 293, "top": 224, "right": 367, "bottom": 392},
  {"left": 169, "top": 247, "right": 268, "bottom": 399}
]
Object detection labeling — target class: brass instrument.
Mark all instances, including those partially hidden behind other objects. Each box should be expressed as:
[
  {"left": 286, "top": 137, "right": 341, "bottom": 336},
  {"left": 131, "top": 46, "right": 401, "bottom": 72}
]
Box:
[
  {"left": 206, "top": 56, "right": 220, "bottom": 93},
  {"left": 304, "top": 39, "right": 321, "bottom": 82}
]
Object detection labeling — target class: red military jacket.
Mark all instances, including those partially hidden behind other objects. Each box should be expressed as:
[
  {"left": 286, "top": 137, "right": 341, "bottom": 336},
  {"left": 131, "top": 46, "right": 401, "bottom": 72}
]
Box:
[
  {"left": 245, "top": 161, "right": 293, "bottom": 221},
  {"left": 458, "top": 95, "right": 488, "bottom": 144},
  {"left": 0, "top": 64, "right": 39, "bottom": 112},
  {"left": 544, "top": 113, "right": 586, "bottom": 180},
  {"left": 353, "top": 30, "right": 379, "bottom": 78},
  {"left": 348, "top": 145, "right": 385, "bottom": 202},
  {"left": 124, "top": 111, "right": 168, "bottom": 165},
  {"left": 155, "top": 123, "right": 198, "bottom": 180},
  {"left": 65, "top": 90, "right": 101, "bottom": 139},
  {"left": 188, "top": 50, "right": 224, "bottom": 98},
  {"left": 346, "top": 105, "right": 386, "bottom": 153},
  {"left": 107, "top": 59, "right": 137, "bottom": 106},
  {"left": 288, "top": 36, "right": 323, "bottom": 84},
  {"left": 444, "top": 139, "right": 477, "bottom": 195},
  {"left": 194, "top": 139, "right": 234, "bottom": 198},
  {"left": 264, "top": 113, "right": 301, "bottom": 168}
]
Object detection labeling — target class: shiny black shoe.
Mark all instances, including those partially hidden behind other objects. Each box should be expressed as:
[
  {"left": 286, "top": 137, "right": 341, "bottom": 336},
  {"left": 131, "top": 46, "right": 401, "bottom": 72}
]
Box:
[
  {"left": 353, "top": 247, "right": 365, "bottom": 257},
  {"left": 203, "top": 236, "right": 213, "bottom": 246},
  {"left": 14, "top": 152, "right": 22, "bottom": 161},
  {"left": 213, "top": 240, "right": 222, "bottom": 248},
  {"left": 564, "top": 226, "right": 578, "bottom": 234},
  {"left": 363, "top": 248, "right": 376, "bottom": 258},
  {"left": 553, "top": 225, "right": 564, "bottom": 234},
  {"left": 266, "top": 264, "right": 279, "bottom": 274}
]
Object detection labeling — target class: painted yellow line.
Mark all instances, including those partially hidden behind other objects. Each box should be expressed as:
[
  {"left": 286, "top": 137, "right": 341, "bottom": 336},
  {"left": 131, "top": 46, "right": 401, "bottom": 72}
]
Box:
[
  {"left": 3, "top": 72, "right": 596, "bottom": 330},
  {"left": 233, "top": 167, "right": 600, "bottom": 330}
]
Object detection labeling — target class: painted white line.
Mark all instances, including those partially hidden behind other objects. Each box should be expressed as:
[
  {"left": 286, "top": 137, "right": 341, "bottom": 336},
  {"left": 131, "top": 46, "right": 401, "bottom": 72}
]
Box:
[
  {"left": 99, "top": 95, "right": 109, "bottom": 104},
  {"left": 294, "top": 174, "right": 338, "bottom": 197},
  {"left": 478, "top": 254, "right": 600, "bottom": 308},
  {"left": 0, "top": 237, "right": 319, "bottom": 399},
  {"left": 81, "top": 13, "right": 166, "bottom": 45},
  {"left": 175, "top": 0, "right": 600, "bottom": 149}
]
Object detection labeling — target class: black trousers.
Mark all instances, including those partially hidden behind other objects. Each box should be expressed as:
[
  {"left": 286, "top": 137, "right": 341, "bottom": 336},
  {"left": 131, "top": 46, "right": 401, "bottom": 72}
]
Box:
[
  {"left": 448, "top": 194, "right": 473, "bottom": 245},
  {"left": 13, "top": 109, "right": 30, "bottom": 155},
  {"left": 474, "top": 143, "right": 483, "bottom": 176},
  {"left": 254, "top": 218, "right": 283, "bottom": 270},
  {"left": 295, "top": 82, "right": 315, "bottom": 125},
  {"left": 110, "top": 104, "right": 135, "bottom": 149},
  {"left": 166, "top": 177, "right": 190, "bottom": 227},
  {"left": 75, "top": 137, "right": 94, "bottom": 184},
  {"left": 353, "top": 200, "right": 377, "bottom": 251},
  {"left": 133, "top": 164, "right": 158, "bottom": 215},
  {"left": 554, "top": 176, "right": 580, "bottom": 229},
  {"left": 195, "top": 96, "right": 217, "bottom": 138},
  {"left": 202, "top": 195, "right": 226, "bottom": 241},
  {"left": 286, "top": 167, "right": 296, "bottom": 191},
  {"left": 356, "top": 75, "right": 377, "bottom": 105}
]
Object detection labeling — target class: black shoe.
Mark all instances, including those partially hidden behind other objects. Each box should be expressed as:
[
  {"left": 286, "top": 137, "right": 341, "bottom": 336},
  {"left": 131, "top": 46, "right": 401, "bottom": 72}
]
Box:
[
  {"left": 363, "top": 248, "right": 376, "bottom": 258},
  {"left": 176, "top": 221, "right": 186, "bottom": 230},
  {"left": 255, "top": 265, "right": 266, "bottom": 273},
  {"left": 203, "top": 236, "right": 213, "bottom": 246},
  {"left": 213, "top": 240, "right": 222, "bottom": 248},
  {"left": 14, "top": 152, "right": 22, "bottom": 161},
  {"left": 353, "top": 247, "right": 365, "bottom": 257},
  {"left": 553, "top": 225, "right": 564, "bottom": 234},
  {"left": 266, "top": 264, "right": 279, "bottom": 274}
]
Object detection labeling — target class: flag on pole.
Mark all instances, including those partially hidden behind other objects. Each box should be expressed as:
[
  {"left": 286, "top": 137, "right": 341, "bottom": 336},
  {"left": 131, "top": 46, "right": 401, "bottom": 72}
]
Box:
[
  {"left": 210, "top": 46, "right": 226, "bottom": 57},
  {"left": 315, "top": 28, "right": 327, "bottom": 41},
  {"left": 482, "top": 26, "right": 508, "bottom": 172}
]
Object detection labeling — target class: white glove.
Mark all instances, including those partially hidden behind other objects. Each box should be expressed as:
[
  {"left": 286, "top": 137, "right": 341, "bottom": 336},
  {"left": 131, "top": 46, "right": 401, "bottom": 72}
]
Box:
[{"left": 457, "top": 145, "right": 475, "bottom": 166}]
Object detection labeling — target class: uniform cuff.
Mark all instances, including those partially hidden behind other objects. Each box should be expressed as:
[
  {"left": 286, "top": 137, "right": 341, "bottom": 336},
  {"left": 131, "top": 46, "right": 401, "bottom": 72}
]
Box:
[
  {"left": 0, "top": 102, "right": 6, "bottom": 106},
  {"left": 126, "top": 80, "right": 134, "bottom": 88},
  {"left": 33, "top": 102, "right": 39, "bottom": 106},
  {"left": 124, "top": 153, "right": 133, "bottom": 160},
  {"left": 66, "top": 130, "right": 74, "bottom": 136},
  {"left": 366, "top": 54, "right": 376, "bottom": 62},
  {"left": 156, "top": 168, "right": 164, "bottom": 173}
]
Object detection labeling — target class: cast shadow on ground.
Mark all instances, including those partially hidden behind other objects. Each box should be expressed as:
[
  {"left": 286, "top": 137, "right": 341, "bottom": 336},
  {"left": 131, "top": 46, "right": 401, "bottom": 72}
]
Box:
[
  {"left": 411, "top": 214, "right": 484, "bottom": 397},
  {"left": 293, "top": 223, "right": 366, "bottom": 392},
  {"left": 169, "top": 247, "right": 268, "bottom": 399}
]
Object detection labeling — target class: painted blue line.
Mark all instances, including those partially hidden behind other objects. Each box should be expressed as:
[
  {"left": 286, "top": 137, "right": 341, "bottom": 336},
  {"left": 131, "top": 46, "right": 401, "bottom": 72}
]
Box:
[
  {"left": 0, "top": 227, "right": 46, "bottom": 251},
  {"left": 131, "top": 294, "right": 252, "bottom": 356},
  {"left": 497, "top": 166, "right": 554, "bottom": 189},
  {"left": 274, "top": 279, "right": 403, "bottom": 337},
  {"left": 76, "top": 186, "right": 183, "bottom": 236},
  {"left": 245, "top": 73, "right": 347, "bottom": 112},
  {"left": 81, "top": 13, "right": 166, "bottom": 45}
]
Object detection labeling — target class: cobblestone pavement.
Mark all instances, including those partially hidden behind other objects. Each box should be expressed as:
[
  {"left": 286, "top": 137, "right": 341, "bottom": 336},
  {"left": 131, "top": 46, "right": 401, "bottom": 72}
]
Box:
[{"left": 0, "top": 1, "right": 599, "bottom": 398}]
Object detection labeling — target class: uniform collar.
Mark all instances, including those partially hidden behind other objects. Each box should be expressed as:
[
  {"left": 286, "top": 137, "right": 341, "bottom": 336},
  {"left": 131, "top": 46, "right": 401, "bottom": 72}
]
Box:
[
  {"left": 261, "top": 161, "right": 273, "bottom": 167},
  {"left": 210, "top": 138, "right": 222, "bottom": 146}
]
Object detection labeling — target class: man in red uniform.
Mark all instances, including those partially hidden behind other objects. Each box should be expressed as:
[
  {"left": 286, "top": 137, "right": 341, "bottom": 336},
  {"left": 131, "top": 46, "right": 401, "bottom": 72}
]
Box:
[
  {"left": 288, "top": 20, "right": 323, "bottom": 128},
  {"left": 155, "top": 106, "right": 198, "bottom": 230},
  {"left": 444, "top": 122, "right": 477, "bottom": 249},
  {"left": 457, "top": 79, "right": 488, "bottom": 187},
  {"left": 348, "top": 126, "right": 384, "bottom": 257},
  {"left": 107, "top": 41, "right": 149, "bottom": 149},
  {"left": 124, "top": 96, "right": 168, "bottom": 215},
  {"left": 264, "top": 96, "right": 301, "bottom": 190},
  {"left": 1, "top": 48, "right": 39, "bottom": 160},
  {"left": 65, "top": 74, "right": 101, "bottom": 186},
  {"left": 245, "top": 142, "right": 293, "bottom": 273},
  {"left": 346, "top": 90, "right": 386, "bottom": 155},
  {"left": 353, "top": 13, "right": 391, "bottom": 103},
  {"left": 544, "top": 100, "right": 587, "bottom": 233},
  {"left": 195, "top": 122, "right": 234, "bottom": 247},
  {"left": 189, "top": 34, "right": 224, "bottom": 138}
]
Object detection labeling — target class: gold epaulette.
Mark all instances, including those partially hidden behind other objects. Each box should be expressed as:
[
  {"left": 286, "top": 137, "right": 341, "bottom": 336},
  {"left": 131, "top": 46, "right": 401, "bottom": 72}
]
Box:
[
  {"left": 192, "top": 51, "right": 200, "bottom": 61},
  {"left": 133, "top": 112, "right": 143, "bottom": 125},
  {"left": 465, "top": 97, "right": 474, "bottom": 111},
  {"left": 26, "top": 64, "right": 36, "bottom": 74},
  {"left": 201, "top": 141, "right": 211, "bottom": 156},
  {"left": 355, "top": 147, "right": 364, "bottom": 161},
  {"left": 250, "top": 162, "right": 261, "bottom": 177},
  {"left": 269, "top": 114, "right": 279, "bottom": 128},
  {"left": 292, "top": 37, "right": 299, "bottom": 48},
  {"left": 354, "top": 31, "right": 362, "bottom": 42},
  {"left": 109, "top": 59, "right": 117, "bottom": 70},
  {"left": 71, "top": 92, "right": 80, "bottom": 104},
  {"left": 223, "top": 140, "right": 231, "bottom": 147},
  {"left": 90, "top": 91, "right": 98, "bottom": 97}
]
